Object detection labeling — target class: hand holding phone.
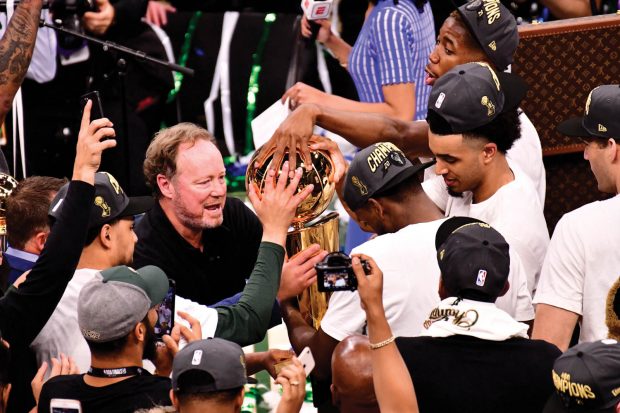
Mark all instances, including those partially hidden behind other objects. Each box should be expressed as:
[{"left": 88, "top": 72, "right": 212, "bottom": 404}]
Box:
[
  {"left": 154, "top": 279, "right": 176, "bottom": 341},
  {"left": 80, "top": 91, "right": 105, "bottom": 121}
]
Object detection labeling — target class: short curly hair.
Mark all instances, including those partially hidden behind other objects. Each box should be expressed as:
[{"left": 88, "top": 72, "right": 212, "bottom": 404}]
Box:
[{"left": 143, "top": 123, "right": 216, "bottom": 197}]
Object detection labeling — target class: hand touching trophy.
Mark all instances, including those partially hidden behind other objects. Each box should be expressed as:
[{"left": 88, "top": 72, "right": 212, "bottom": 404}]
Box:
[{"left": 246, "top": 142, "right": 339, "bottom": 329}]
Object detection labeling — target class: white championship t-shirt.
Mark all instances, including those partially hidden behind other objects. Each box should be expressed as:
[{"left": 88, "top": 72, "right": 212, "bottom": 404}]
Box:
[
  {"left": 533, "top": 195, "right": 620, "bottom": 343},
  {"left": 31, "top": 268, "right": 219, "bottom": 375},
  {"left": 321, "top": 219, "right": 446, "bottom": 340},
  {"left": 422, "top": 163, "right": 549, "bottom": 297},
  {"left": 423, "top": 111, "right": 546, "bottom": 205}
]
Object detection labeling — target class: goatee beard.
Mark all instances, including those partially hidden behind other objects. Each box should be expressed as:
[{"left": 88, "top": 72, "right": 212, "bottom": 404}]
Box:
[{"left": 447, "top": 188, "right": 463, "bottom": 198}]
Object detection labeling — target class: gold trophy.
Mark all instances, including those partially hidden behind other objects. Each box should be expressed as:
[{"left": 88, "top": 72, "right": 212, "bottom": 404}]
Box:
[
  {"left": 0, "top": 173, "right": 17, "bottom": 252},
  {"left": 246, "top": 145, "right": 339, "bottom": 329}
]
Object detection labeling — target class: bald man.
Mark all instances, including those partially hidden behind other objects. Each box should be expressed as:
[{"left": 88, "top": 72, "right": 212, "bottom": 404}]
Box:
[{"left": 330, "top": 335, "right": 380, "bottom": 413}]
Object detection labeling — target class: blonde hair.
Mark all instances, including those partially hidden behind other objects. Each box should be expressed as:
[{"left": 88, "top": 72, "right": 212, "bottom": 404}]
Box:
[{"left": 143, "top": 123, "right": 216, "bottom": 197}]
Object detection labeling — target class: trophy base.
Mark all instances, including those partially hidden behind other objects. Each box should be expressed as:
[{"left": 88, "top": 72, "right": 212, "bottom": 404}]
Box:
[{"left": 286, "top": 211, "right": 339, "bottom": 330}]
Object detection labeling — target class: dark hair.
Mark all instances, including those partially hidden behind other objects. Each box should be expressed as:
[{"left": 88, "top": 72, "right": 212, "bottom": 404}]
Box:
[
  {"left": 378, "top": 0, "right": 428, "bottom": 9},
  {"left": 428, "top": 109, "right": 521, "bottom": 154},
  {"left": 6, "top": 176, "right": 67, "bottom": 249},
  {"left": 84, "top": 218, "right": 120, "bottom": 247},
  {"left": 175, "top": 370, "right": 243, "bottom": 404},
  {"left": 372, "top": 172, "right": 424, "bottom": 203}
]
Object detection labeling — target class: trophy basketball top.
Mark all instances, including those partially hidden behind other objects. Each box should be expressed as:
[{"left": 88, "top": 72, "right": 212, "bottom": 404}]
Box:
[{"left": 245, "top": 145, "right": 336, "bottom": 228}]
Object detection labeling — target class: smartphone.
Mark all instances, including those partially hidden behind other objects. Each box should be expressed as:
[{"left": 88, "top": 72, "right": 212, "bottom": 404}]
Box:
[
  {"left": 80, "top": 90, "right": 105, "bottom": 121},
  {"left": 297, "top": 346, "right": 315, "bottom": 376},
  {"left": 154, "top": 279, "right": 175, "bottom": 340},
  {"left": 50, "top": 399, "right": 82, "bottom": 413}
]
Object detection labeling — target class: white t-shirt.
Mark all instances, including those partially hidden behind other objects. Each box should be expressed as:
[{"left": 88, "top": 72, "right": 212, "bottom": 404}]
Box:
[
  {"left": 320, "top": 219, "right": 446, "bottom": 340},
  {"left": 423, "top": 111, "right": 546, "bottom": 205},
  {"left": 422, "top": 163, "right": 549, "bottom": 297},
  {"left": 533, "top": 195, "right": 620, "bottom": 343},
  {"left": 31, "top": 268, "right": 219, "bottom": 375}
]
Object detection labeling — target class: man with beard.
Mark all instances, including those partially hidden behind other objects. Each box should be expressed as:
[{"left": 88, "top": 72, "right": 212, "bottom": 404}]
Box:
[
  {"left": 135, "top": 123, "right": 325, "bottom": 307},
  {"left": 36, "top": 265, "right": 173, "bottom": 412}
]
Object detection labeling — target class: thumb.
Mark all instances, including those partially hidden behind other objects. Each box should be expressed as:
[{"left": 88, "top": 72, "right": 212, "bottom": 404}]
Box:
[{"left": 33, "top": 362, "right": 48, "bottom": 383}]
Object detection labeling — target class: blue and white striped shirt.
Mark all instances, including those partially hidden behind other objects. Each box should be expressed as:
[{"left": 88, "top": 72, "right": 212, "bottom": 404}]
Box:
[{"left": 348, "top": 0, "right": 435, "bottom": 120}]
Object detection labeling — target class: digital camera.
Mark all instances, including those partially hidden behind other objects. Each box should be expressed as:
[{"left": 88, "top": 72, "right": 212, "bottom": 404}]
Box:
[{"left": 315, "top": 252, "right": 370, "bottom": 292}]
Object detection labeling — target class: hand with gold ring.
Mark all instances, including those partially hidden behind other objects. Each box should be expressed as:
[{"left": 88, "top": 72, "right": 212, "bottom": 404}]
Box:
[
  {"left": 281, "top": 82, "right": 327, "bottom": 111},
  {"left": 275, "top": 356, "right": 306, "bottom": 413}
]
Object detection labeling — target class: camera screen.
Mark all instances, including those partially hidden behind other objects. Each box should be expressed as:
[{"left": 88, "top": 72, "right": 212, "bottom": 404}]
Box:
[
  {"left": 321, "top": 270, "right": 355, "bottom": 291},
  {"left": 154, "top": 284, "right": 175, "bottom": 338}
]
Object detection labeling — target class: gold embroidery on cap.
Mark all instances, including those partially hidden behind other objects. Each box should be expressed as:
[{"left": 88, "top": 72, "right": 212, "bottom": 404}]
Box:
[
  {"left": 598, "top": 124, "right": 607, "bottom": 132},
  {"left": 94, "top": 196, "right": 111, "bottom": 217},
  {"left": 439, "top": 249, "right": 445, "bottom": 260},
  {"left": 475, "top": 62, "right": 500, "bottom": 91},
  {"left": 488, "top": 41, "right": 497, "bottom": 51},
  {"left": 585, "top": 90, "right": 593, "bottom": 115},
  {"left": 102, "top": 172, "right": 123, "bottom": 195},
  {"left": 482, "top": 0, "right": 501, "bottom": 24},
  {"left": 481, "top": 96, "right": 496, "bottom": 117},
  {"left": 351, "top": 176, "right": 368, "bottom": 196}
]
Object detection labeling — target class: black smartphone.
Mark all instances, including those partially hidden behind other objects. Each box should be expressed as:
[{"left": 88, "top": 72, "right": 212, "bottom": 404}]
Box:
[
  {"left": 154, "top": 279, "right": 176, "bottom": 340},
  {"left": 315, "top": 252, "right": 370, "bottom": 292},
  {"left": 80, "top": 90, "right": 104, "bottom": 121}
]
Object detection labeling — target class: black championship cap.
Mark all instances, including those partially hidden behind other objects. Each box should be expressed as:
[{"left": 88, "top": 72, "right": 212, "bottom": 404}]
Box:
[
  {"left": 435, "top": 217, "right": 510, "bottom": 302},
  {"left": 455, "top": 0, "right": 518, "bottom": 71},
  {"left": 426, "top": 62, "right": 527, "bottom": 135},
  {"left": 49, "top": 172, "right": 154, "bottom": 228},
  {"left": 543, "top": 339, "right": 620, "bottom": 413},
  {"left": 172, "top": 338, "right": 248, "bottom": 394},
  {"left": 342, "top": 142, "right": 435, "bottom": 211},
  {"left": 557, "top": 85, "right": 620, "bottom": 140}
]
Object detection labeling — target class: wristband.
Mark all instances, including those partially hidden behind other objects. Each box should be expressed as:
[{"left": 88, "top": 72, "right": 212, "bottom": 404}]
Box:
[{"left": 369, "top": 335, "right": 395, "bottom": 350}]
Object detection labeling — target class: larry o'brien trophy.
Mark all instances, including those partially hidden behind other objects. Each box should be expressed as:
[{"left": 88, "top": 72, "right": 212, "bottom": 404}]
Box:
[
  {"left": 246, "top": 145, "right": 338, "bottom": 329},
  {"left": 0, "top": 173, "right": 17, "bottom": 252}
]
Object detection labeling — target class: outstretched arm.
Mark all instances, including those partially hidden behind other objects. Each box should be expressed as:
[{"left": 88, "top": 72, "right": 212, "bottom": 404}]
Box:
[{"left": 0, "top": 0, "right": 44, "bottom": 126}]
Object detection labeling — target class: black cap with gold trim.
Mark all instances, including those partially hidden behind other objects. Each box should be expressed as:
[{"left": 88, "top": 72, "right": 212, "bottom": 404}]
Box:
[
  {"left": 342, "top": 142, "right": 434, "bottom": 211},
  {"left": 543, "top": 339, "right": 620, "bottom": 413},
  {"left": 427, "top": 62, "right": 526, "bottom": 135},
  {"left": 557, "top": 85, "right": 620, "bottom": 140},
  {"left": 49, "top": 172, "right": 154, "bottom": 229},
  {"left": 456, "top": 0, "right": 518, "bottom": 71}
]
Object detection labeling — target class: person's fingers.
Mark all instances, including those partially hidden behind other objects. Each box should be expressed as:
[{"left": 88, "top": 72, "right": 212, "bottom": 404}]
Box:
[
  {"left": 87, "top": 117, "right": 114, "bottom": 136},
  {"left": 351, "top": 256, "right": 367, "bottom": 287},
  {"left": 276, "top": 375, "right": 291, "bottom": 395},
  {"left": 302, "top": 272, "right": 317, "bottom": 288},
  {"left": 291, "top": 183, "right": 314, "bottom": 207},
  {"left": 80, "top": 100, "right": 92, "bottom": 130},
  {"left": 94, "top": 138, "right": 118, "bottom": 152},
  {"left": 300, "top": 142, "right": 312, "bottom": 171},
  {"left": 33, "top": 362, "right": 48, "bottom": 384},
  {"left": 289, "top": 244, "right": 321, "bottom": 265},
  {"left": 262, "top": 168, "right": 276, "bottom": 197},
  {"left": 50, "top": 357, "right": 61, "bottom": 377},
  {"left": 68, "top": 356, "right": 79, "bottom": 374},
  {"left": 281, "top": 87, "right": 294, "bottom": 104},
  {"left": 92, "top": 126, "right": 116, "bottom": 142},
  {"left": 177, "top": 311, "right": 202, "bottom": 339},
  {"left": 162, "top": 334, "right": 179, "bottom": 354},
  {"left": 247, "top": 181, "right": 260, "bottom": 208},
  {"left": 288, "top": 135, "right": 297, "bottom": 174},
  {"left": 59, "top": 353, "right": 70, "bottom": 375},
  {"left": 284, "top": 166, "right": 303, "bottom": 196},
  {"left": 297, "top": 249, "right": 327, "bottom": 273},
  {"left": 276, "top": 161, "right": 291, "bottom": 192}
]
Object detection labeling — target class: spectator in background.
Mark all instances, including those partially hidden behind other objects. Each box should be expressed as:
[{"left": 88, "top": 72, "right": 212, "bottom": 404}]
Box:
[
  {"left": 2, "top": 176, "right": 66, "bottom": 288},
  {"left": 533, "top": 85, "right": 620, "bottom": 350}
]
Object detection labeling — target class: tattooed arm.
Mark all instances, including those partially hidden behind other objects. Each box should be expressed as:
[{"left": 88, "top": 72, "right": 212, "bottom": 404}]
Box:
[{"left": 0, "top": 0, "right": 43, "bottom": 126}]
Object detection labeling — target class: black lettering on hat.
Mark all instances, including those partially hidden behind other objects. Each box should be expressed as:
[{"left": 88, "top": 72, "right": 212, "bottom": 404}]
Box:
[{"left": 95, "top": 196, "right": 111, "bottom": 217}]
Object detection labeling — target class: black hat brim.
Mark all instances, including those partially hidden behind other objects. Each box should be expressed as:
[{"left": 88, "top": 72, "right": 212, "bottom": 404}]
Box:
[
  {"left": 542, "top": 393, "right": 617, "bottom": 413},
  {"left": 556, "top": 116, "right": 593, "bottom": 138},
  {"left": 435, "top": 216, "right": 485, "bottom": 250},
  {"left": 373, "top": 159, "right": 436, "bottom": 198},
  {"left": 119, "top": 196, "right": 155, "bottom": 218}
]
